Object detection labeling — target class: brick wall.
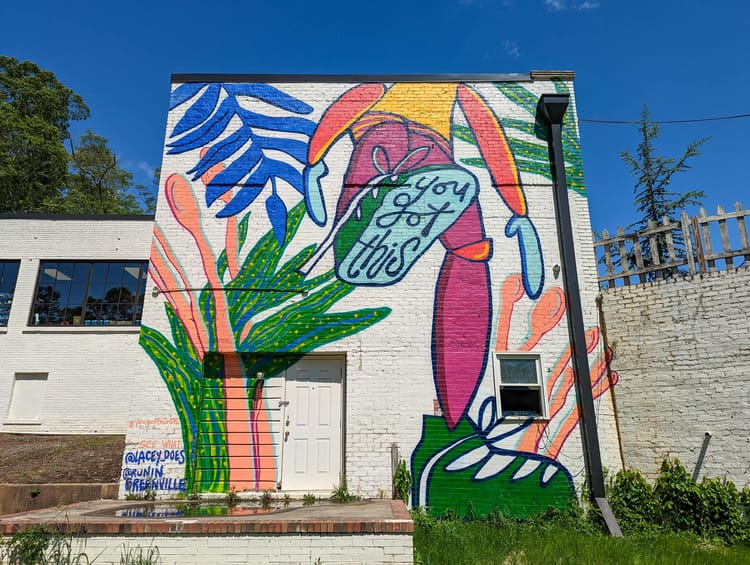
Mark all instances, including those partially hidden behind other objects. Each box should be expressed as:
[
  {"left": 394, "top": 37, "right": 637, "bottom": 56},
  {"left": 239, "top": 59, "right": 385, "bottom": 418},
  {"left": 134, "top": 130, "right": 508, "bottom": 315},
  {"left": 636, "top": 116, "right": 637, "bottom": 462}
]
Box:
[
  {"left": 600, "top": 266, "right": 750, "bottom": 485},
  {"left": 0, "top": 217, "right": 153, "bottom": 434},
  {"left": 62, "top": 533, "right": 413, "bottom": 565}
]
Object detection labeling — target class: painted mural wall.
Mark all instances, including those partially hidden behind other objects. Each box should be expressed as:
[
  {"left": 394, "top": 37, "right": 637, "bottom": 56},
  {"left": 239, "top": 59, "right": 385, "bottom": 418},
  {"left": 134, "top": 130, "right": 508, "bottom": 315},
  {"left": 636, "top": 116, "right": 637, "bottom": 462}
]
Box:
[{"left": 122, "top": 76, "right": 621, "bottom": 517}]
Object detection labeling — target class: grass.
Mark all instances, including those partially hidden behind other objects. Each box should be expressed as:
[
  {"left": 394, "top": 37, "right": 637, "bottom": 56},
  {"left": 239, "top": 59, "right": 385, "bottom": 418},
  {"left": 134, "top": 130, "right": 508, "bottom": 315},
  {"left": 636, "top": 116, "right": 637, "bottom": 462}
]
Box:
[{"left": 413, "top": 519, "right": 750, "bottom": 565}]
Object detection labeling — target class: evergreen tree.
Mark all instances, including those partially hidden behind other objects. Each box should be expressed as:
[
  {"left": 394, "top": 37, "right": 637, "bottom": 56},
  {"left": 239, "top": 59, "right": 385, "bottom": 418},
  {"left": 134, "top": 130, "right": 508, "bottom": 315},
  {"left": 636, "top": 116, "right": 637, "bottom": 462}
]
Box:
[{"left": 621, "top": 104, "right": 707, "bottom": 272}]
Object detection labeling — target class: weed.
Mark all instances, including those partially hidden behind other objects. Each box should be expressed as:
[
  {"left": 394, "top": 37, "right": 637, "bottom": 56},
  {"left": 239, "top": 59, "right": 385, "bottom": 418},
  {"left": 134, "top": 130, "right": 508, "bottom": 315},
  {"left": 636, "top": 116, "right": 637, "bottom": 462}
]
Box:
[
  {"left": 224, "top": 488, "right": 240, "bottom": 508},
  {"left": 283, "top": 494, "right": 292, "bottom": 508},
  {"left": 125, "top": 487, "right": 156, "bottom": 502},
  {"left": 120, "top": 542, "right": 160, "bottom": 565},
  {"left": 0, "top": 524, "right": 93, "bottom": 565},
  {"left": 393, "top": 459, "right": 411, "bottom": 505},
  {"left": 259, "top": 490, "right": 273, "bottom": 509},
  {"left": 303, "top": 493, "right": 317, "bottom": 506},
  {"left": 330, "top": 479, "right": 361, "bottom": 503}
]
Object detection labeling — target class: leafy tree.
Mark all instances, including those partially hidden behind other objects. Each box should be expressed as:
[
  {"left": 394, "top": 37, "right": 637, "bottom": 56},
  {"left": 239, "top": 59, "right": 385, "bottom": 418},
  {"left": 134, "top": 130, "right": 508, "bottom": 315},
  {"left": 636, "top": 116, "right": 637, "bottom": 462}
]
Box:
[
  {"left": 1, "top": 57, "right": 154, "bottom": 215},
  {"left": 621, "top": 105, "right": 707, "bottom": 271},
  {"left": 43, "top": 130, "right": 143, "bottom": 214},
  {"left": 0, "top": 56, "right": 89, "bottom": 213}
]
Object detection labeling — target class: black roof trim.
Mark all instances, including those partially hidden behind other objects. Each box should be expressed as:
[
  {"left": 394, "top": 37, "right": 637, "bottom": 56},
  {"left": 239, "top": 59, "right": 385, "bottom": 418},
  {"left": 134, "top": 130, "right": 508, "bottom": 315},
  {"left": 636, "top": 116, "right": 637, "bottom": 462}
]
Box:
[
  {"left": 171, "top": 73, "right": 533, "bottom": 84},
  {"left": 0, "top": 213, "right": 154, "bottom": 221}
]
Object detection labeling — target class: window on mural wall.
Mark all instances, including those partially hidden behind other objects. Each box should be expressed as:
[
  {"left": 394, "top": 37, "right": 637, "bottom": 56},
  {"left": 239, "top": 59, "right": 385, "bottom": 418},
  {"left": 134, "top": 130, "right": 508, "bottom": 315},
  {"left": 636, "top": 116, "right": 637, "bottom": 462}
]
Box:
[
  {"left": 0, "top": 260, "right": 21, "bottom": 327},
  {"left": 493, "top": 353, "right": 547, "bottom": 418},
  {"left": 30, "top": 261, "right": 148, "bottom": 326}
]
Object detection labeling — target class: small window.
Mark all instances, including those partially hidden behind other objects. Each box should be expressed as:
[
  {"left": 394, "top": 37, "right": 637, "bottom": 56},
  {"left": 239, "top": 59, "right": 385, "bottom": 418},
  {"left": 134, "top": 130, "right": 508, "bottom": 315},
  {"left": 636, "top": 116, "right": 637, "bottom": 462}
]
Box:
[
  {"left": 493, "top": 353, "right": 547, "bottom": 418},
  {"left": 30, "top": 261, "right": 148, "bottom": 326},
  {"left": 0, "top": 260, "right": 21, "bottom": 327},
  {"left": 6, "top": 373, "right": 48, "bottom": 421}
]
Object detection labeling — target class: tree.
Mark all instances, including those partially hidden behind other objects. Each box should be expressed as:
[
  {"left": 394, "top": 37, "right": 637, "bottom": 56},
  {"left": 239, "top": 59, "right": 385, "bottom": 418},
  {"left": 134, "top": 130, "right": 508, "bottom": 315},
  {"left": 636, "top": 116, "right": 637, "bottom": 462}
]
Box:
[
  {"left": 0, "top": 56, "right": 90, "bottom": 213},
  {"left": 43, "top": 130, "right": 143, "bottom": 214},
  {"left": 621, "top": 104, "right": 707, "bottom": 271}
]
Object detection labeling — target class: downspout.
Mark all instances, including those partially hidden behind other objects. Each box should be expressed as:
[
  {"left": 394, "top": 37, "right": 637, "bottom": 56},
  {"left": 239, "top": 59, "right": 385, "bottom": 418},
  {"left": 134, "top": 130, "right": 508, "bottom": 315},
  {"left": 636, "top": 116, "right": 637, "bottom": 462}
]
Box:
[{"left": 539, "top": 93, "right": 622, "bottom": 537}]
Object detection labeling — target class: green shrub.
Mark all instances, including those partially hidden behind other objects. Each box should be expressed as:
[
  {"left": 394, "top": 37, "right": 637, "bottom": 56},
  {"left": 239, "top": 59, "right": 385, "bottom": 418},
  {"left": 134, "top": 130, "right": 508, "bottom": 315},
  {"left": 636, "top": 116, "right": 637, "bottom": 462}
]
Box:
[
  {"left": 608, "top": 457, "right": 749, "bottom": 544},
  {"left": 608, "top": 468, "right": 661, "bottom": 533}
]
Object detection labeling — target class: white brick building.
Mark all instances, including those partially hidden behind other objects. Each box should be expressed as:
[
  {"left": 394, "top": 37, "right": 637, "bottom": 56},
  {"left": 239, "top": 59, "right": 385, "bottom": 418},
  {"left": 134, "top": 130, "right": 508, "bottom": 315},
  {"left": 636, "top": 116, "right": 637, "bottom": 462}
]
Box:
[{"left": 1, "top": 73, "right": 627, "bottom": 518}]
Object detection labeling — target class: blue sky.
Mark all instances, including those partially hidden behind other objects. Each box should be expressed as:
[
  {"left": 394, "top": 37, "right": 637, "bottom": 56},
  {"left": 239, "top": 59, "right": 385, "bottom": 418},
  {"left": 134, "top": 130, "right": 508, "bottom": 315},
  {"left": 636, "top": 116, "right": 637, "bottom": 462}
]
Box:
[{"left": 2, "top": 0, "right": 748, "bottom": 232}]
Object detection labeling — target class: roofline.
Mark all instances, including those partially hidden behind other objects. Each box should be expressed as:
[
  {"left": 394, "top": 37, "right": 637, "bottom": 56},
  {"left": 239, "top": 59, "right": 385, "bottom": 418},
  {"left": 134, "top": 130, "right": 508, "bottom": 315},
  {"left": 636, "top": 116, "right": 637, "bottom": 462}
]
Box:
[
  {"left": 0, "top": 213, "right": 154, "bottom": 221},
  {"left": 170, "top": 71, "right": 575, "bottom": 83}
]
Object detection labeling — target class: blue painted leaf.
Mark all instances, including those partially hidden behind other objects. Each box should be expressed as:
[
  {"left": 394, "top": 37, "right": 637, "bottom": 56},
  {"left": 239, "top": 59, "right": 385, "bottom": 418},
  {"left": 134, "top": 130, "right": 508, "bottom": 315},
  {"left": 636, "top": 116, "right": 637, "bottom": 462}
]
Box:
[
  {"left": 169, "top": 83, "right": 206, "bottom": 110},
  {"left": 215, "top": 184, "right": 265, "bottom": 218},
  {"left": 167, "top": 98, "right": 235, "bottom": 153},
  {"left": 254, "top": 135, "right": 308, "bottom": 164},
  {"left": 172, "top": 84, "right": 221, "bottom": 137},
  {"left": 188, "top": 127, "right": 252, "bottom": 180},
  {"left": 265, "top": 192, "right": 288, "bottom": 244},
  {"left": 237, "top": 108, "right": 316, "bottom": 136},
  {"left": 265, "top": 160, "right": 303, "bottom": 194},
  {"left": 205, "top": 145, "right": 262, "bottom": 206},
  {"left": 224, "top": 83, "right": 313, "bottom": 115}
]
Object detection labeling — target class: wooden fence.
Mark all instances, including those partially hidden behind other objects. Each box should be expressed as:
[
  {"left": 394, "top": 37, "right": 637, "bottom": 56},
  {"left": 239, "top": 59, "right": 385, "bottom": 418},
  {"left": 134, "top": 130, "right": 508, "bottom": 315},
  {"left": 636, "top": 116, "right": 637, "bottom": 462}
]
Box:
[{"left": 593, "top": 203, "right": 750, "bottom": 288}]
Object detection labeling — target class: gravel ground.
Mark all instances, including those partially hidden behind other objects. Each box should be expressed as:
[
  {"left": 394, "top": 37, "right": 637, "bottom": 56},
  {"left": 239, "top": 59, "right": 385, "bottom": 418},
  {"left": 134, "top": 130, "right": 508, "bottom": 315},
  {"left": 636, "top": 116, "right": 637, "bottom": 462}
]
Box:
[{"left": 0, "top": 433, "right": 124, "bottom": 484}]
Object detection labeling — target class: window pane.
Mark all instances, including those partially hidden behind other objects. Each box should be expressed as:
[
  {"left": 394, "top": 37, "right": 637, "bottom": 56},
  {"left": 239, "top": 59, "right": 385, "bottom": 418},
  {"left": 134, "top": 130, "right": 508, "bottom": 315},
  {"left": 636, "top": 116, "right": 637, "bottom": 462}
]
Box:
[
  {"left": 500, "top": 358, "right": 539, "bottom": 384},
  {"left": 55, "top": 262, "right": 75, "bottom": 281},
  {"left": 91, "top": 263, "right": 109, "bottom": 285},
  {"left": 87, "top": 283, "right": 107, "bottom": 302},
  {"left": 0, "top": 260, "right": 20, "bottom": 327},
  {"left": 40, "top": 262, "right": 58, "bottom": 284},
  {"left": 71, "top": 262, "right": 91, "bottom": 284},
  {"left": 500, "top": 387, "right": 543, "bottom": 417},
  {"left": 0, "top": 260, "right": 19, "bottom": 288},
  {"left": 106, "top": 262, "right": 126, "bottom": 288}
]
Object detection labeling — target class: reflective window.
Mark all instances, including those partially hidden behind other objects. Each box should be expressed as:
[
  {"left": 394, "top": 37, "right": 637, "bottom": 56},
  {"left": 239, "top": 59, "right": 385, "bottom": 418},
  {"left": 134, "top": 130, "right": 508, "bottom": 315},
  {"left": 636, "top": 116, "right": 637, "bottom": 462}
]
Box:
[
  {"left": 0, "top": 260, "right": 21, "bottom": 327},
  {"left": 31, "top": 261, "right": 148, "bottom": 326}
]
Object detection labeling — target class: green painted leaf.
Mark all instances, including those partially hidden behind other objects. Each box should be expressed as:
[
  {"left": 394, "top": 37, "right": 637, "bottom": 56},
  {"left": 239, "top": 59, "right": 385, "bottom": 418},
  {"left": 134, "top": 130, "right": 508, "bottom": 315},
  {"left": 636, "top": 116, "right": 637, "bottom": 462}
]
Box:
[
  {"left": 452, "top": 124, "right": 477, "bottom": 145},
  {"left": 494, "top": 82, "right": 539, "bottom": 116},
  {"left": 217, "top": 249, "right": 228, "bottom": 281},
  {"left": 237, "top": 211, "right": 251, "bottom": 250},
  {"left": 460, "top": 157, "right": 487, "bottom": 168}
]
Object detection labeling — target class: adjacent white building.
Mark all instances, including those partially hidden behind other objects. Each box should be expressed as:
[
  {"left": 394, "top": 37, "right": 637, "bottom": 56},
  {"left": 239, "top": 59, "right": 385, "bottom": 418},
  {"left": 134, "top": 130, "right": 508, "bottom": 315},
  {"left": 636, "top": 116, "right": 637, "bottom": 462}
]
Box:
[{"left": 0, "top": 215, "right": 153, "bottom": 434}]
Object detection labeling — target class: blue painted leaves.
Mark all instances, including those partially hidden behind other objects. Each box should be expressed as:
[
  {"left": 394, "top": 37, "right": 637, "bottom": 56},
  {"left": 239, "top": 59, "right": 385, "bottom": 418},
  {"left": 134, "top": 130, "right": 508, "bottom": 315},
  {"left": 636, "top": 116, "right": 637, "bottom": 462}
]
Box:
[{"left": 168, "top": 82, "right": 316, "bottom": 243}]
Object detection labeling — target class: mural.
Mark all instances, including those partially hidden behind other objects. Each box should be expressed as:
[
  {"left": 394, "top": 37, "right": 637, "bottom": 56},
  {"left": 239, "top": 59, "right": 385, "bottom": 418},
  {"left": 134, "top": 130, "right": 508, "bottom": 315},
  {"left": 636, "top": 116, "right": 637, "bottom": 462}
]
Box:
[
  {"left": 140, "top": 127, "right": 391, "bottom": 491},
  {"left": 136, "top": 78, "right": 615, "bottom": 517}
]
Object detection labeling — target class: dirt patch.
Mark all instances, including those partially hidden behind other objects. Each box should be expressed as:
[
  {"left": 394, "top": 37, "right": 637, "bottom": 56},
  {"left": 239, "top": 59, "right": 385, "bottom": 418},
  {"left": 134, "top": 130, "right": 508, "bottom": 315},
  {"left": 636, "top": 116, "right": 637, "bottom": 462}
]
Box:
[{"left": 0, "top": 434, "right": 124, "bottom": 484}]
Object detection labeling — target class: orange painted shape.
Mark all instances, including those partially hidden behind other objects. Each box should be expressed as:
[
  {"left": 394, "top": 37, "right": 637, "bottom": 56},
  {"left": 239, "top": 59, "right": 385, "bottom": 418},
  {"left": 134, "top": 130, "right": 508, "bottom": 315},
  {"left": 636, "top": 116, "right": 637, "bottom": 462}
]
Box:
[
  {"left": 223, "top": 354, "right": 255, "bottom": 486},
  {"left": 452, "top": 239, "right": 492, "bottom": 261},
  {"left": 521, "top": 287, "right": 566, "bottom": 351},
  {"left": 308, "top": 83, "right": 386, "bottom": 163},
  {"left": 494, "top": 274, "right": 525, "bottom": 351},
  {"left": 457, "top": 85, "right": 526, "bottom": 216}
]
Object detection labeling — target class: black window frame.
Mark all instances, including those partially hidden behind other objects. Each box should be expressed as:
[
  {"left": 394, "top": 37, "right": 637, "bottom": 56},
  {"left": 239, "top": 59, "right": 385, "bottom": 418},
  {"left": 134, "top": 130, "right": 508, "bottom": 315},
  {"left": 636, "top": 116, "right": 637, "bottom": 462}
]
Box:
[
  {"left": 0, "top": 260, "right": 21, "bottom": 327},
  {"left": 29, "top": 260, "right": 149, "bottom": 327}
]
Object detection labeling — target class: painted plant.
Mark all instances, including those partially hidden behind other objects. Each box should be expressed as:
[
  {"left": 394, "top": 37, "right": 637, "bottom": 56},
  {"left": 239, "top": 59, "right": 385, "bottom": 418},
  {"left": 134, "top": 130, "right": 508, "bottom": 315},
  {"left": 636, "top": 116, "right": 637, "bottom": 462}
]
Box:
[{"left": 140, "top": 83, "right": 391, "bottom": 493}]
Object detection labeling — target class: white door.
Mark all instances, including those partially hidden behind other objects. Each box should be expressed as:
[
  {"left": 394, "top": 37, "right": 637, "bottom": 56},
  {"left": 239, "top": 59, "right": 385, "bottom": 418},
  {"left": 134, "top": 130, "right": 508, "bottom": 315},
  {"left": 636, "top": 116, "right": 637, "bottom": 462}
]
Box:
[{"left": 281, "top": 357, "right": 343, "bottom": 491}]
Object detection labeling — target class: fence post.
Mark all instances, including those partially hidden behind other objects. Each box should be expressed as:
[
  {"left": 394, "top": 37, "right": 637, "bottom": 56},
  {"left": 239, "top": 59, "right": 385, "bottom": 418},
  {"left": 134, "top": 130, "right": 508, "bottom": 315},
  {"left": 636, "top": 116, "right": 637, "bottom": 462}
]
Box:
[{"left": 681, "top": 211, "right": 696, "bottom": 277}]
